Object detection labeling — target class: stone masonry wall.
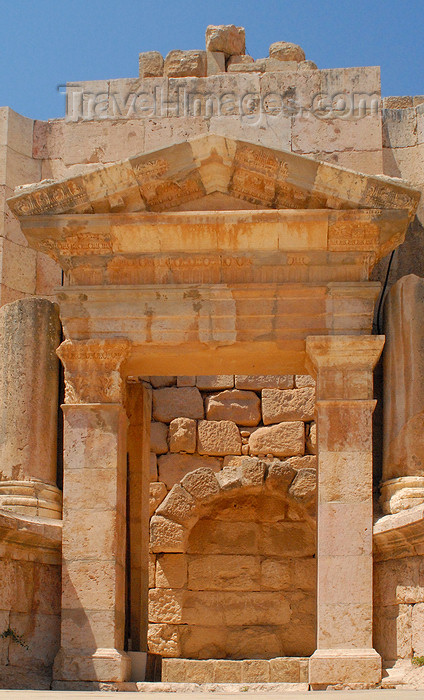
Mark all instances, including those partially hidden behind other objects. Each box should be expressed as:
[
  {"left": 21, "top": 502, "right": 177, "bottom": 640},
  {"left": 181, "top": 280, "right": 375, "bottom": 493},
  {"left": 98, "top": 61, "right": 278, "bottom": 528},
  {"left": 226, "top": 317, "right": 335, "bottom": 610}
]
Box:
[
  {"left": 147, "top": 374, "right": 317, "bottom": 660},
  {"left": 0, "top": 540, "right": 61, "bottom": 689},
  {"left": 374, "top": 556, "right": 424, "bottom": 666}
]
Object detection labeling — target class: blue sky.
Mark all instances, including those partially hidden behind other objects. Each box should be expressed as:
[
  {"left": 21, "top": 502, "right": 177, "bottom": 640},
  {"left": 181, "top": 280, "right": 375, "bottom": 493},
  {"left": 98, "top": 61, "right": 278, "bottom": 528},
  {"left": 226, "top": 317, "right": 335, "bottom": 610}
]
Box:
[{"left": 1, "top": 0, "right": 423, "bottom": 121}]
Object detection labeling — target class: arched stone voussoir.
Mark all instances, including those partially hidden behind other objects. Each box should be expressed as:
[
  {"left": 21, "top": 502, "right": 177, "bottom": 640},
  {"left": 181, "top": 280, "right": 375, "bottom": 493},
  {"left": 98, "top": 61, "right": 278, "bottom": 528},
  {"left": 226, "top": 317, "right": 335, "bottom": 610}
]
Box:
[
  {"left": 156, "top": 484, "right": 199, "bottom": 529},
  {"left": 150, "top": 515, "right": 189, "bottom": 553},
  {"left": 181, "top": 467, "right": 221, "bottom": 502}
]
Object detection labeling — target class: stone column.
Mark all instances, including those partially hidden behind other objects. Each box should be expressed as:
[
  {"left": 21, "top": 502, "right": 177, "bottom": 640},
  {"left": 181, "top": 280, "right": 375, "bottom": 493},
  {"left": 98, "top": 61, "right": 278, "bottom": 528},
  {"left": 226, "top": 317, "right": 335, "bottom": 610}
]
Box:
[
  {"left": 381, "top": 274, "right": 424, "bottom": 513},
  {"left": 52, "top": 338, "right": 132, "bottom": 685},
  {"left": 0, "top": 298, "right": 62, "bottom": 518},
  {"left": 305, "top": 335, "right": 384, "bottom": 688}
]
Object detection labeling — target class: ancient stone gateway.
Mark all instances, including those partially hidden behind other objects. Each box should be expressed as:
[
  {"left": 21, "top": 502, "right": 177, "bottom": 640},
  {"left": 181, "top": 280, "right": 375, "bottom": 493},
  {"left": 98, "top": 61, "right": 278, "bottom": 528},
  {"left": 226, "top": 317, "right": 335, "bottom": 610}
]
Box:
[{"left": 8, "top": 133, "right": 421, "bottom": 688}]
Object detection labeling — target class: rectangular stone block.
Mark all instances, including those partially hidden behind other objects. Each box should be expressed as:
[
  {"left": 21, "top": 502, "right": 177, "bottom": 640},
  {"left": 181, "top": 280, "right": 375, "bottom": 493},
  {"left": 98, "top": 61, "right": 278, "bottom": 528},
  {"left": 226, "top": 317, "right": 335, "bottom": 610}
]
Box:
[
  {"left": 241, "top": 659, "right": 270, "bottom": 682},
  {"left": 259, "top": 522, "right": 315, "bottom": 557},
  {"left": 269, "top": 656, "right": 308, "bottom": 682},
  {"left": 318, "top": 502, "right": 372, "bottom": 556},
  {"left": 196, "top": 375, "right": 234, "bottom": 389},
  {"left": 188, "top": 554, "right": 260, "bottom": 591},
  {"left": 156, "top": 554, "right": 187, "bottom": 589},
  {"left": 249, "top": 421, "right": 305, "bottom": 457},
  {"left": 235, "top": 375, "right": 294, "bottom": 390},
  {"left": 262, "top": 387, "right": 315, "bottom": 424},
  {"left": 197, "top": 419, "right": 242, "bottom": 456},
  {"left": 318, "top": 401, "right": 374, "bottom": 452},
  {"left": 213, "top": 660, "right": 242, "bottom": 682},
  {"left": 318, "top": 451, "right": 373, "bottom": 503},
  {"left": 187, "top": 519, "right": 259, "bottom": 554}
]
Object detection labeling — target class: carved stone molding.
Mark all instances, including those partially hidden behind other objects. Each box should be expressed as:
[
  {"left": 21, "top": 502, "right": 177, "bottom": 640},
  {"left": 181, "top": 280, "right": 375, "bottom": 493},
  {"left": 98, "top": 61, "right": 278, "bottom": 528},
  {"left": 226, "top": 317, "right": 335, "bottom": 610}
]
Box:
[
  {"left": 57, "top": 338, "right": 131, "bottom": 404},
  {"left": 305, "top": 335, "right": 385, "bottom": 400}
]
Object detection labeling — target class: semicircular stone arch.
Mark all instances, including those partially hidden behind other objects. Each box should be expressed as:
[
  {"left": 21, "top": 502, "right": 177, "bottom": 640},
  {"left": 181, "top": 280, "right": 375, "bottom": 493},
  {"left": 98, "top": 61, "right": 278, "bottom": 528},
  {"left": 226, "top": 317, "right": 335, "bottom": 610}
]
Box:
[{"left": 149, "top": 457, "right": 316, "bottom": 660}]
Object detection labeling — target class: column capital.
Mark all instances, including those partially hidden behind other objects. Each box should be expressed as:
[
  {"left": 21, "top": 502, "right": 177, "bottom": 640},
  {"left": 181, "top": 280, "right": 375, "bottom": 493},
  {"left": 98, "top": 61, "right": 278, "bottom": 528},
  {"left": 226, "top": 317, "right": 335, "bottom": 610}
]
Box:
[
  {"left": 57, "top": 338, "right": 131, "bottom": 404},
  {"left": 305, "top": 335, "right": 384, "bottom": 400}
]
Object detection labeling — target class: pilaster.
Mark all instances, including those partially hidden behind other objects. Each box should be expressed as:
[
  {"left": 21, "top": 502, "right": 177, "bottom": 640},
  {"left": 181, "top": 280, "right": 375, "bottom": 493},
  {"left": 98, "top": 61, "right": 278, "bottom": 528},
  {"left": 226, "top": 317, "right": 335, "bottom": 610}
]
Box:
[
  {"left": 53, "top": 338, "right": 132, "bottom": 683},
  {"left": 305, "top": 335, "right": 384, "bottom": 688}
]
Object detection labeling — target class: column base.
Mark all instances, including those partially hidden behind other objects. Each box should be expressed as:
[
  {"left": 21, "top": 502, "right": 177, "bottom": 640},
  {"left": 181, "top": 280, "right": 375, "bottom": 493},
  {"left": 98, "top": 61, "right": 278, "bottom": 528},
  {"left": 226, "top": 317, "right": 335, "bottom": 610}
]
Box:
[
  {"left": 380, "top": 476, "right": 424, "bottom": 514},
  {"left": 53, "top": 647, "right": 131, "bottom": 682},
  {"left": 0, "top": 480, "right": 62, "bottom": 519},
  {"left": 309, "top": 648, "right": 382, "bottom": 688}
]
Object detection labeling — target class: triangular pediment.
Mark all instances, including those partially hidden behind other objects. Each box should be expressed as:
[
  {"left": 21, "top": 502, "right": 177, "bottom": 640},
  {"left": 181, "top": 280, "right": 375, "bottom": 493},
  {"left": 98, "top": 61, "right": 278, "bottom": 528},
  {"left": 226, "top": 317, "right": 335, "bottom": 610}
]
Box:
[{"left": 7, "top": 134, "right": 421, "bottom": 219}]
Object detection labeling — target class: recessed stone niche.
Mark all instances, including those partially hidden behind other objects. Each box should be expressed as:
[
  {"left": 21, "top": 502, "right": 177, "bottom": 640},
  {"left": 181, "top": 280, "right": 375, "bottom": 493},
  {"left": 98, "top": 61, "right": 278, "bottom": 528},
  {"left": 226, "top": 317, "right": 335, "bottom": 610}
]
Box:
[{"left": 148, "top": 374, "right": 317, "bottom": 664}]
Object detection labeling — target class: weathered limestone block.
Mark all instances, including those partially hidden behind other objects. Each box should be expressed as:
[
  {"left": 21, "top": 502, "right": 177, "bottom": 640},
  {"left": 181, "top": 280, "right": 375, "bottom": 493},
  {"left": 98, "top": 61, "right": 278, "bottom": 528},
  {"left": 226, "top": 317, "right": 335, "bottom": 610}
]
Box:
[
  {"left": 269, "top": 41, "right": 306, "bottom": 62},
  {"left": 169, "top": 417, "right": 196, "bottom": 453},
  {"left": 299, "top": 60, "right": 318, "bottom": 70},
  {"left": 270, "top": 657, "right": 309, "bottom": 682},
  {"left": 150, "top": 515, "right": 187, "bottom": 553},
  {"left": 150, "top": 421, "right": 168, "bottom": 454},
  {"left": 0, "top": 298, "right": 62, "bottom": 518},
  {"left": 216, "top": 463, "right": 243, "bottom": 491},
  {"left": 177, "top": 376, "right": 196, "bottom": 387},
  {"left": 306, "top": 422, "right": 317, "bottom": 454},
  {"left": 148, "top": 588, "right": 184, "bottom": 623},
  {"left": 295, "top": 375, "right": 315, "bottom": 388},
  {"left": 188, "top": 519, "right": 259, "bottom": 555},
  {"left": 139, "top": 51, "right": 164, "bottom": 78},
  {"left": 196, "top": 375, "right": 234, "bottom": 390},
  {"left": 382, "top": 275, "right": 424, "bottom": 512},
  {"left": 262, "top": 388, "right": 315, "bottom": 424},
  {"left": 147, "top": 623, "right": 181, "bottom": 657},
  {"left": 235, "top": 375, "right": 293, "bottom": 390},
  {"left": 205, "top": 25, "right": 246, "bottom": 56},
  {"left": 149, "top": 481, "right": 167, "bottom": 517},
  {"left": 181, "top": 467, "right": 220, "bottom": 501},
  {"left": 150, "top": 376, "right": 176, "bottom": 388},
  {"left": 205, "top": 389, "right": 261, "bottom": 426},
  {"left": 188, "top": 554, "right": 260, "bottom": 591},
  {"left": 156, "top": 484, "right": 198, "bottom": 527},
  {"left": 158, "top": 453, "right": 222, "bottom": 489},
  {"left": 227, "top": 55, "right": 254, "bottom": 68},
  {"left": 206, "top": 51, "right": 226, "bottom": 76},
  {"left": 288, "top": 467, "right": 317, "bottom": 504},
  {"left": 411, "top": 603, "right": 424, "bottom": 655},
  {"left": 249, "top": 422, "right": 305, "bottom": 457},
  {"left": 259, "top": 522, "right": 315, "bottom": 557},
  {"left": 198, "top": 420, "right": 242, "bottom": 456},
  {"left": 242, "top": 659, "right": 270, "bottom": 682},
  {"left": 240, "top": 456, "right": 266, "bottom": 489},
  {"left": 266, "top": 459, "right": 297, "bottom": 493},
  {"left": 156, "top": 554, "right": 187, "bottom": 589},
  {"left": 164, "top": 50, "right": 207, "bottom": 78},
  {"left": 153, "top": 387, "right": 204, "bottom": 422}
]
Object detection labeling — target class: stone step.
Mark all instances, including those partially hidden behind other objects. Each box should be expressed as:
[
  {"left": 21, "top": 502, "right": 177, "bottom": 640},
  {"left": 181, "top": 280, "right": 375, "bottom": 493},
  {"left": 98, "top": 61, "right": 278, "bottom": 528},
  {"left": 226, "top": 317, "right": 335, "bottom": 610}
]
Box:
[{"left": 135, "top": 681, "right": 310, "bottom": 692}]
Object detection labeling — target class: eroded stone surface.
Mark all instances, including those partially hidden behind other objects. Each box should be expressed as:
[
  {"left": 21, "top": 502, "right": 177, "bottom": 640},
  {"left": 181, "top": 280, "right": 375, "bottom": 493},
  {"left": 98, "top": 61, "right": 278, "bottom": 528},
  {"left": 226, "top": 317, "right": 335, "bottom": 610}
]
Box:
[
  {"left": 169, "top": 417, "right": 197, "bottom": 453},
  {"left": 153, "top": 387, "right": 204, "bottom": 423},
  {"left": 249, "top": 422, "right": 305, "bottom": 457},
  {"left": 205, "top": 25, "right": 246, "bottom": 56},
  {"left": 198, "top": 420, "right": 242, "bottom": 456},
  {"left": 205, "top": 389, "right": 261, "bottom": 426}
]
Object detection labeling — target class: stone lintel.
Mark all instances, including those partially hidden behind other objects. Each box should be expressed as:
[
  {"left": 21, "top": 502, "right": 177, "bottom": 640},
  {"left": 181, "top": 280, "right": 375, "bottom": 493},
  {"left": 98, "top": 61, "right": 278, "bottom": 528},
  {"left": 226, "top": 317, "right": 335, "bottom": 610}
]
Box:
[{"left": 17, "top": 208, "right": 410, "bottom": 273}]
